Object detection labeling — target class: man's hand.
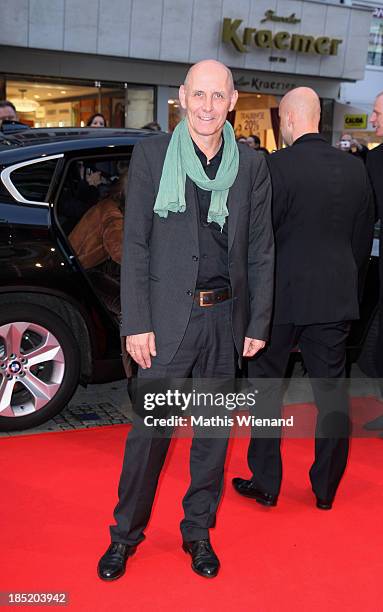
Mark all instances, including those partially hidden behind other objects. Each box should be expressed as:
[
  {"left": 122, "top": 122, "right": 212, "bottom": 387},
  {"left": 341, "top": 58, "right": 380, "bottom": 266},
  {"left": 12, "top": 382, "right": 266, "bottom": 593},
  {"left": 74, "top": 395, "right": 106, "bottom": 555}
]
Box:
[
  {"left": 126, "top": 332, "right": 156, "bottom": 369},
  {"left": 243, "top": 337, "right": 266, "bottom": 358}
]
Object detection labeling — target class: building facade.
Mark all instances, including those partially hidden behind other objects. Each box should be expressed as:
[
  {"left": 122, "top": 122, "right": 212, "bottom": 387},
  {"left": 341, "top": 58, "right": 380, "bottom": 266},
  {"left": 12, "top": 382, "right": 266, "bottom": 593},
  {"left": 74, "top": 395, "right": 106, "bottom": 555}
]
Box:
[
  {"left": 336, "top": 1, "right": 383, "bottom": 147},
  {"left": 0, "top": 0, "right": 373, "bottom": 148}
]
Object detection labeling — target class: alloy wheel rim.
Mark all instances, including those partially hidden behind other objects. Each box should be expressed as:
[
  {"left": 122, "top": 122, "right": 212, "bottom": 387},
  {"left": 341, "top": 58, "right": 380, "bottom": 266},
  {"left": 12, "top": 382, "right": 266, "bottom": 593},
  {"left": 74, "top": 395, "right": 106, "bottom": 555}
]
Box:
[{"left": 0, "top": 321, "right": 65, "bottom": 418}]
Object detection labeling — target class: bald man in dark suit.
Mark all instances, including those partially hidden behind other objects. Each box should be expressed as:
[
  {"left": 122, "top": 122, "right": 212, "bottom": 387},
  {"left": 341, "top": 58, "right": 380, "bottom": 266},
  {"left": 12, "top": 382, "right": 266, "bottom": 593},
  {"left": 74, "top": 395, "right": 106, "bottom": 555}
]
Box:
[{"left": 233, "top": 87, "right": 374, "bottom": 510}]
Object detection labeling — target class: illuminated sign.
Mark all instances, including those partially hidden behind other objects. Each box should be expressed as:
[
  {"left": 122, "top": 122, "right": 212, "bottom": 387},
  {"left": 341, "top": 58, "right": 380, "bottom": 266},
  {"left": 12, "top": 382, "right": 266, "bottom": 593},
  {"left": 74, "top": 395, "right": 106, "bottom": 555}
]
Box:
[{"left": 344, "top": 114, "right": 368, "bottom": 129}]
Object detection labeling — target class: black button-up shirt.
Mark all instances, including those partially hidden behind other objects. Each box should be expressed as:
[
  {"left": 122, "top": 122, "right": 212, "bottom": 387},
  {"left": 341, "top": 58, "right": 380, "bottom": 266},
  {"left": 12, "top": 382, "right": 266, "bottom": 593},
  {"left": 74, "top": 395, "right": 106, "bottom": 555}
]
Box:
[{"left": 193, "top": 140, "right": 230, "bottom": 290}]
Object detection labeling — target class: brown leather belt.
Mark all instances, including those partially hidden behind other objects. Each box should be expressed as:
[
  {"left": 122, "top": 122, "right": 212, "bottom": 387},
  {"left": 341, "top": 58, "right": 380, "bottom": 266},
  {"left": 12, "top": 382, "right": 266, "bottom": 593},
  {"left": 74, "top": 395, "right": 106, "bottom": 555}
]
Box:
[{"left": 195, "top": 287, "right": 231, "bottom": 307}]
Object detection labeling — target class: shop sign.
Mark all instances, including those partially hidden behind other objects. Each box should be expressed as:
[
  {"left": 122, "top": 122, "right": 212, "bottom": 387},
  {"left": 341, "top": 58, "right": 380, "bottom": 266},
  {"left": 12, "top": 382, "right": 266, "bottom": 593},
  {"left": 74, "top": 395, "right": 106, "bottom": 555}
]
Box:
[
  {"left": 234, "top": 109, "right": 272, "bottom": 137},
  {"left": 234, "top": 75, "right": 296, "bottom": 94},
  {"left": 233, "top": 72, "right": 340, "bottom": 99},
  {"left": 344, "top": 114, "right": 368, "bottom": 129},
  {"left": 222, "top": 17, "right": 343, "bottom": 56}
]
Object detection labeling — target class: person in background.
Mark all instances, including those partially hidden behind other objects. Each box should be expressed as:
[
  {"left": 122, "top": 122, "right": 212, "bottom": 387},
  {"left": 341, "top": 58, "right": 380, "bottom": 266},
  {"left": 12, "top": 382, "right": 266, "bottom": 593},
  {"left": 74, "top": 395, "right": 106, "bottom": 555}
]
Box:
[
  {"left": 87, "top": 113, "right": 107, "bottom": 128},
  {"left": 68, "top": 171, "right": 127, "bottom": 317},
  {"left": 233, "top": 87, "right": 374, "bottom": 511},
  {"left": 234, "top": 123, "right": 243, "bottom": 138},
  {"left": 336, "top": 133, "right": 368, "bottom": 162},
  {"left": 365, "top": 91, "right": 383, "bottom": 432},
  {"left": 68, "top": 171, "right": 127, "bottom": 271},
  {"left": 69, "top": 169, "right": 132, "bottom": 376},
  {"left": 0, "top": 100, "right": 18, "bottom": 126},
  {"left": 141, "top": 121, "right": 162, "bottom": 131},
  {"left": 246, "top": 134, "right": 269, "bottom": 155},
  {"left": 58, "top": 161, "right": 104, "bottom": 234}
]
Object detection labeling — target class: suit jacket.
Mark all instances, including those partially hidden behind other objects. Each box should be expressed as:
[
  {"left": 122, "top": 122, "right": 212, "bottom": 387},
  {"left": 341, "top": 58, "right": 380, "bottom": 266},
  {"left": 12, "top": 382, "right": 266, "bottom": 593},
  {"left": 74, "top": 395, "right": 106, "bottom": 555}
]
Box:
[
  {"left": 267, "top": 133, "right": 374, "bottom": 326},
  {"left": 366, "top": 143, "right": 383, "bottom": 220},
  {"left": 120, "top": 133, "right": 274, "bottom": 364},
  {"left": 366, "top": 144, "right": 383, "bottom": 284}
]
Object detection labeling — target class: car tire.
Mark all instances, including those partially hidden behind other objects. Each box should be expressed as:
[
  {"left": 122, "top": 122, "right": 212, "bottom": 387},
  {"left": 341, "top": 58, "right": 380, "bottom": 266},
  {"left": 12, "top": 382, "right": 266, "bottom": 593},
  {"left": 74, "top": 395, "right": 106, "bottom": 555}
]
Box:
[
  {"left": 0, "top": 303, "right": 81, "bottom": 431},
  {"left": 357, "top": 310, "right": 379, "bottom": 377}
]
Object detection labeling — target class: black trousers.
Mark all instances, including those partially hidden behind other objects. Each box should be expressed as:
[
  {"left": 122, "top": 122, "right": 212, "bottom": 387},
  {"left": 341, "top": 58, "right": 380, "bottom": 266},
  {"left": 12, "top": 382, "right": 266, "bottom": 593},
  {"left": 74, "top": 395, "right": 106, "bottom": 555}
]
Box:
[
  {"left": 110, "top": 299, "right": 236, "bottom": 546},
  {"left": 247, "top": 322, "right": 351, "bottom": 501}
]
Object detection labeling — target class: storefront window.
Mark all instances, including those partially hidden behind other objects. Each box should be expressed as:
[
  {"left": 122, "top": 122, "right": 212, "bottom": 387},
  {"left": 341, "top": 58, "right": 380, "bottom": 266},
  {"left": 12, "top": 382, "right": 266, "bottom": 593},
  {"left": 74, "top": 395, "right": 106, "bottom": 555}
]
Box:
[
  {"left": 233, "top": 93, "right": 280, "bottom": 151},
  {"left": 167, "top": 90, "right": 282, "bottom": 149},
  {"left": 5, "top": 79, "right": 154, "bottom": 129},
  {"left": 167, "top": 90, "right": 281, "bottom": 148},
  {"left": 367, "top": 7, "right": 383, "bottom": 67}
]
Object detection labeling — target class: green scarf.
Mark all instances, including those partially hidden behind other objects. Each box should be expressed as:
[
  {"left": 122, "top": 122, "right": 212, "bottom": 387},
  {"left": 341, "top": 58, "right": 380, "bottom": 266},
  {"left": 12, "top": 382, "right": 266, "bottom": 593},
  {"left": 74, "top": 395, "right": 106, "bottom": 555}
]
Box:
[{"left": 153, "top": 118, "right": 239, "bottom": 230}]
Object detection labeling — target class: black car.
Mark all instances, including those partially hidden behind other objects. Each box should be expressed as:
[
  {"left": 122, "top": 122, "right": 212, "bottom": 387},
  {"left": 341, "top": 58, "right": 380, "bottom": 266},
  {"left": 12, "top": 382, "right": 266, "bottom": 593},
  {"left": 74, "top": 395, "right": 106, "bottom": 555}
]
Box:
[
  {"left": 0, "top": 126, "right": 379, "bottom": 431},
  {"left": 0, "top": 126, "right": 161, "bottom": 431}
]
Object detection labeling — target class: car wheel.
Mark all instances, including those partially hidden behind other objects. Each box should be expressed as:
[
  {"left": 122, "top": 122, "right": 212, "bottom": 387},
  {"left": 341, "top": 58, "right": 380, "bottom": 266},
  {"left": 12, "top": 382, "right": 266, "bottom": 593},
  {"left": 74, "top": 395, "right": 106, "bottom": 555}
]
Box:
[
  {"left": 357, "top": 310, "right": 379, "bottom": 377},
  {"left": 0, "top": 304, "right": 80, "bottom": 431}
]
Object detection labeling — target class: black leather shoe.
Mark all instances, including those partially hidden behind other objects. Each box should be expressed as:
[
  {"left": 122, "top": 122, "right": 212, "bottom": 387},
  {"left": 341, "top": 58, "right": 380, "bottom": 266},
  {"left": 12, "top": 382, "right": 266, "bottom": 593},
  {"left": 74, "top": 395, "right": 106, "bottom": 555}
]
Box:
[
  {"left": 182, "top": 539, "right": 220, "bottom": 578},
  {"left": 97, "top": 542, "right": 137, "bottom": 581},
  {"left": 316, "top": 497, "right": 333, "bottom": 510},
  {"left": 232, "top": 477, "right": 278, "bottom": 506}
]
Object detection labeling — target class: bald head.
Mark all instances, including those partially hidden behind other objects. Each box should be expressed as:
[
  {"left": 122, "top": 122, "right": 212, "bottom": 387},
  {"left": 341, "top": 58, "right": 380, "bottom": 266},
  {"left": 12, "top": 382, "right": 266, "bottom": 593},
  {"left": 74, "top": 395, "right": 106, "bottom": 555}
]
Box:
[
  {"left": 371, "top": 91, "right": 383, "bottom": 136},
  {"left": 279, "top": 87, "right": 321, "bottom": 145},
  {"left": 179, "top": 59, "right": 238, "bottom": 144},
  {"left": 184, "top": 60, "right": 235, "bottom": 93}
]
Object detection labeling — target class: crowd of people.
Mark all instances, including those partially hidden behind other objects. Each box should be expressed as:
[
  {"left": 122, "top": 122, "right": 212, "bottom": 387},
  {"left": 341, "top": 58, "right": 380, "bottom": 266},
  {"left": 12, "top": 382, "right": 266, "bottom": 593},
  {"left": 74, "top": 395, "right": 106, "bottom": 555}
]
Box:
[
  {"left": 85, "top": 113, "right": 162, "bottom": 131},
  {"left": 0, "top": 103, "right": 162, "bottom": 132},
  {"left": 236, "top": 133, "right": 270, "bottom": 155},
  {"left": 0, "top": 97, "right": 374, "bottom": 166},
  {"left": 236, "top": 128, "right": 371, "bottom": 161}
]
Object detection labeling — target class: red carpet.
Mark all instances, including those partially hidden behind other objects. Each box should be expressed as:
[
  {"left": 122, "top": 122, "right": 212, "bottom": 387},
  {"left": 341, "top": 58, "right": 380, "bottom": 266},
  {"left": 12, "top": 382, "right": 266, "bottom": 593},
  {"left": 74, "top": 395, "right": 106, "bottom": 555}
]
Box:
[{"left": 1, "top": 410, "right": 382, "bottom": 611}]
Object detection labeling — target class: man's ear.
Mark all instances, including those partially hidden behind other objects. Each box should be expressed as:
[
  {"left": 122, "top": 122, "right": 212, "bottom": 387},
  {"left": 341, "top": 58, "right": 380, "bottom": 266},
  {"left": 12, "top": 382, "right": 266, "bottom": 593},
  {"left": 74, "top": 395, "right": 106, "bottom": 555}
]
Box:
[
  {"left": 179, "top": 85, "right": 187, "bottom": 110},
  {"left": 229, "top": 89, "right": 239, "bottom": 112}
]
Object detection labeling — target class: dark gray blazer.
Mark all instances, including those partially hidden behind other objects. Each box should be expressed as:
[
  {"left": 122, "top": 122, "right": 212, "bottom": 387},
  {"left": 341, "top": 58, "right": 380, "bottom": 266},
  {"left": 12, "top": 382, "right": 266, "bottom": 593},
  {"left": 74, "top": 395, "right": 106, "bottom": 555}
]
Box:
[{"left": 120, "top": 134, "right": 274, "bottom": 365}]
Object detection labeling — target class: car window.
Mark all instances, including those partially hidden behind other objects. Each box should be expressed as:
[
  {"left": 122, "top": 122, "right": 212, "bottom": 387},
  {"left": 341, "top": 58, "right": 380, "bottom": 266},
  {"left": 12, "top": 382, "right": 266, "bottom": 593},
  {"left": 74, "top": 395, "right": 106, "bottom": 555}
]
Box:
[
  {"left": 57, "top": 156, "right": 130, "bottom": 234},
  {"left": 57, "top": 154, "right": 131, "bottom": 318},
  {"left": 8, "top": 158, "right": 58, "bottom": 202}
]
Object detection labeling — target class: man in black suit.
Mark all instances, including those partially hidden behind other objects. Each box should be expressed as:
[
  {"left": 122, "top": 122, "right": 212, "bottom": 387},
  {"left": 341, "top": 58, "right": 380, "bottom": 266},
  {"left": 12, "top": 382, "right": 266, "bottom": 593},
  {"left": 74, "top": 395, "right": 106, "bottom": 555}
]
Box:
[
  {"left": 233, "top": 87, "right": 374, "bottom": 510},
  {"left": 97, "top": 60, "right": 274, "bottom": 580},
  {"left": 365, "top": 91, "right": 383, "bottom": 431}
]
